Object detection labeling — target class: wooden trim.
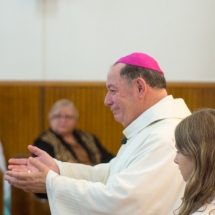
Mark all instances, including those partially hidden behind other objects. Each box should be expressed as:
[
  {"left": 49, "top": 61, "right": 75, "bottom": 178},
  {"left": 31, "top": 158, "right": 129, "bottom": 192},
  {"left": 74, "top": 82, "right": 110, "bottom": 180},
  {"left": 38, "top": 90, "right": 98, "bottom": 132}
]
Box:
[
  {"left": 0, "top": 81, "right": 106, "bottom": 87},
  {"left": 0, "top": 81, "right": 215, "bottom": 88},
  {"left": 167, "top": 82, "right": 215, "bottom": 88}
]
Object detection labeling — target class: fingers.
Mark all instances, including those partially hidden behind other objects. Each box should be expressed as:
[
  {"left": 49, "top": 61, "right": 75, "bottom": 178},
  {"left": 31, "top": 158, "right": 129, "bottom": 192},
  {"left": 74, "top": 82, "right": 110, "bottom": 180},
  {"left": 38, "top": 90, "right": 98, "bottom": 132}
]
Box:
[
  {"left": 5, "top": 171, "right": 28, "bottom": 180},
  {"left": 28, "top": 157, "right": 46, "bottom": 172},
  {"left": 8, "top": 159, "right": 29, "bottom": 173},
  {"left": 8, "top": 165, "right": 29, "bottom": 172},
  {"left": 4, "top": 174, "right": 18, "bottom": 187},
  {"left": 8, "top": 158, "right": 39, "bottom": 173},
  {"left": 4, "top": 172, "right": 42, "bottom": 192},
  {"left": 5, "top": 171, "right": 30, "bottom": 190},
  {"left": 5, "top": 161, "right": 49, "bottom": 193},
  {"left": 28, "top": 145, "right": 45, "bottom": 157},
  {"left": 8, "top": 158, "right": 28, "bottom": 165}
]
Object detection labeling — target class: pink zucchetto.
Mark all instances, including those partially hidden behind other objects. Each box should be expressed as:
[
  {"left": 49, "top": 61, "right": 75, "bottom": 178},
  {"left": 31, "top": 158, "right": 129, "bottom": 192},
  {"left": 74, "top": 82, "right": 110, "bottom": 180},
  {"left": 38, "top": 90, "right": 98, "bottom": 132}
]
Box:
[{"left": 116, "top": 52, "right": 164, "bottom": 74}]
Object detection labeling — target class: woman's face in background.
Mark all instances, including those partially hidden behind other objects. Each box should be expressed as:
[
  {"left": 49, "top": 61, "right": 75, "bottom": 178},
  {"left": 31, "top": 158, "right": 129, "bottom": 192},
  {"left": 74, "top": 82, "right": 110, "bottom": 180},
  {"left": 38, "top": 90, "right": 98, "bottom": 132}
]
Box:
[{"left": 50, "top": 105, "right": 77, "bottom": 136}]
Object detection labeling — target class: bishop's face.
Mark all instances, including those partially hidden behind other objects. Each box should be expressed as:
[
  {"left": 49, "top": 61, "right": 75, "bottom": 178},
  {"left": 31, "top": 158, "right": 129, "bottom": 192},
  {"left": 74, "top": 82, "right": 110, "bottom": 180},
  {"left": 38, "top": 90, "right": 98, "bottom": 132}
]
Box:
[{"left": 104, "top": 63, "right": 140, "bottom": 127}]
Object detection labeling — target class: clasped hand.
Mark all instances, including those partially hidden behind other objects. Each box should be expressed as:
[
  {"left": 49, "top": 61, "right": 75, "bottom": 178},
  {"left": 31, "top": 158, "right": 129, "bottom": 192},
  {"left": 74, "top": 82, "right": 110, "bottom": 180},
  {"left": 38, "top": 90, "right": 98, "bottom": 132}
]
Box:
[{"left": 4, "top": 145, "right": 60, "bottom": 193}]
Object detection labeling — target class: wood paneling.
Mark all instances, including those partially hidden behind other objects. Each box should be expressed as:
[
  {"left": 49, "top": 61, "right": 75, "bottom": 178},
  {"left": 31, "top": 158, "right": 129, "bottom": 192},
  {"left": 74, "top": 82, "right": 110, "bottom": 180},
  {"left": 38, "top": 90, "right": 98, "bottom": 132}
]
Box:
[
  {"left": 167, "top": 82, "right": 215, "bottom": 112},
  {"left": 0, "top": 85, "right": 41, "bottom": 164},
  {"left": 11, "top": 186, "right": 51, "bottom": 215},
  {"left": 0, "top": 81, "right": 215, "bottom": 164}
]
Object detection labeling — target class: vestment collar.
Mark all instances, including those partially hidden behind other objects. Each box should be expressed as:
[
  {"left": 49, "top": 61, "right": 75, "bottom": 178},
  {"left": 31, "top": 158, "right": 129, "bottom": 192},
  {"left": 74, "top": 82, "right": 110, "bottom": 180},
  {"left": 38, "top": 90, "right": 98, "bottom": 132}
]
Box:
[{"left": 122, "top": 95, "right": 191, "bottom": 142}]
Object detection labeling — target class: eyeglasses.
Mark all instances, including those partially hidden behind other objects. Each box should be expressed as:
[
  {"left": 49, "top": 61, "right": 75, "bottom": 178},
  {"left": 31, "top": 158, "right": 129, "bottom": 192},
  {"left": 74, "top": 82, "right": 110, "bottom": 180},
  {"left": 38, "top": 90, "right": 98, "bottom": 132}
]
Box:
[{"left": 51, "top": 114, "right": 76, "bottom": 120}]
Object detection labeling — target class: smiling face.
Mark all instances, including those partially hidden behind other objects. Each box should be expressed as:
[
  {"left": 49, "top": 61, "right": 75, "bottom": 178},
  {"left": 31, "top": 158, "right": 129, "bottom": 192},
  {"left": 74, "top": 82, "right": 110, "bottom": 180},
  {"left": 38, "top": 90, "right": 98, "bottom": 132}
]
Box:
[
  {"left": 104, "top": 63, "right": 140, "bottom": 127},
  {"left": 174, "top": 148, "right": 194, "bottom": 182}
]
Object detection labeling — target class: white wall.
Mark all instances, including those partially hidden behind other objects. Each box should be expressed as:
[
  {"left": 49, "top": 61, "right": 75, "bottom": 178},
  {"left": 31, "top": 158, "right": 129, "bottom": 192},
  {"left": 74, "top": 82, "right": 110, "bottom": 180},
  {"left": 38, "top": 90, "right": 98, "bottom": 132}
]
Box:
[
  {"left": 0, "top": 0, "right": 43, "bottom": 80},
  {"left": 0, "top": 0, "right": 215, "bottom": 82}
]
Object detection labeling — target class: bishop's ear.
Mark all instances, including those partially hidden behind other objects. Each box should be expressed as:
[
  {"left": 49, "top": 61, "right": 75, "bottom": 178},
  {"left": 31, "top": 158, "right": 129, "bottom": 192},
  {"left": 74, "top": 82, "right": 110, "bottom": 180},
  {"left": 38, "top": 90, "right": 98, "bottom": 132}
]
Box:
[{"left": 135, "top": 78, "right": 146, "bottom": 96}]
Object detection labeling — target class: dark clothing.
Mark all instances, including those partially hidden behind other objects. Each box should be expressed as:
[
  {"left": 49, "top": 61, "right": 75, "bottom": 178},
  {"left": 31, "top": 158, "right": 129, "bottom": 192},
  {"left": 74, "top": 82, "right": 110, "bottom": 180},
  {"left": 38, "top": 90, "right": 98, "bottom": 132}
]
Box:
[{"left": 34, "top": 129, "right": 114, "bottom": 164}]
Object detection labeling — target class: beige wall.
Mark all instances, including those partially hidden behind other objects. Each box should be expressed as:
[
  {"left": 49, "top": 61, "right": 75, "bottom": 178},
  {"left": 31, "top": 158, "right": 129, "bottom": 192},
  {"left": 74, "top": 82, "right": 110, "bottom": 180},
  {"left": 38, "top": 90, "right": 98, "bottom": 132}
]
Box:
[{"left": 0, "top": 0, "right": 215, "bottom": 81}]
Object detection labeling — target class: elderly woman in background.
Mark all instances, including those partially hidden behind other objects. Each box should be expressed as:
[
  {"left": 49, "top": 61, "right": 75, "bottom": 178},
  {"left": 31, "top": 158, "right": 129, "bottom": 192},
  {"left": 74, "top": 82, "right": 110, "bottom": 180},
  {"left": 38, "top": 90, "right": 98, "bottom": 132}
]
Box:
[
  {"left": 34, "top": 99, "right": 114, "bottom": 165},
  {"left": 174, "top": 108, "right": 215, "bottom": 215}
]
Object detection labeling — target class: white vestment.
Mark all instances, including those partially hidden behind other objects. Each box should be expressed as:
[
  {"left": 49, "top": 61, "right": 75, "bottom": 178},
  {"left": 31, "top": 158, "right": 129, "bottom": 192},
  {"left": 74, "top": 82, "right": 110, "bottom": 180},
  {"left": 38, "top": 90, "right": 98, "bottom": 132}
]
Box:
[{"left": 46, "top": 95, "right": 191, "bottom": 215}]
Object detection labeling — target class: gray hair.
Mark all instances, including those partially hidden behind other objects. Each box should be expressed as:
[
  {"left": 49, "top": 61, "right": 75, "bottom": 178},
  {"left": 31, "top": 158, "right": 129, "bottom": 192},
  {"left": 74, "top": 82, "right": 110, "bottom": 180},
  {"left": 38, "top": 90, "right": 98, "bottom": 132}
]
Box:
[
  {"left": 115, "top": 64, "right": 166, "bottom": 88},
  {"left": 48, "top": 99, "right": 79, "bottom": 120}
]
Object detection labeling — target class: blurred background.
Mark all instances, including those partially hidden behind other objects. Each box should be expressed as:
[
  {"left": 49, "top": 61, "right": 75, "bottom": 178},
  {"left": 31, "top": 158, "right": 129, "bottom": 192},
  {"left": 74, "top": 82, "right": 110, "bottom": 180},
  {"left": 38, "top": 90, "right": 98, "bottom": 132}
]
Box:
[
  {"left": 0, "top": 0, "right": 215, "bottom": 82},
  {"left": 0, "top": 1, "right": 215, "bottom": 214}
]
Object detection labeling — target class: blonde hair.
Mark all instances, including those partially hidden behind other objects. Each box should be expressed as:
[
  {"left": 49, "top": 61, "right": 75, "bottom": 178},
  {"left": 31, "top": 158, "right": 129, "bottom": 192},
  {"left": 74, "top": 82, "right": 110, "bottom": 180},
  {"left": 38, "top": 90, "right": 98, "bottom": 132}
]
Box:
[
  {"left": 175, "top": 108, "right": 215, "bottom": 215},
  {"left": 48, "top": 99, "right": 79, "bottom": 120}
]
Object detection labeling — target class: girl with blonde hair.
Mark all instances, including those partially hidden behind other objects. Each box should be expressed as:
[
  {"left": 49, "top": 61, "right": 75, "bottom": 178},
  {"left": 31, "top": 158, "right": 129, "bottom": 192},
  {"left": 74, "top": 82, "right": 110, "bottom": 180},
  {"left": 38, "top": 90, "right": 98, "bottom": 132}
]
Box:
[{"left": 174, "top": 108, "right": 215, "bottom": 215}]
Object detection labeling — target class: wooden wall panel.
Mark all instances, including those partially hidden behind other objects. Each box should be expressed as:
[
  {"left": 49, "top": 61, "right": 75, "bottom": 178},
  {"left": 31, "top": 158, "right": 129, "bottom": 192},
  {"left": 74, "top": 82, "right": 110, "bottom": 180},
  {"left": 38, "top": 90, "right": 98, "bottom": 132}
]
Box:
[
  {"left": 0, "top": 84, "right": 41, "bottom": 163},
  {"left": 167, "top": 83, "right": 215, "bottom": 112},
  {"left": 0, "top": 81, "right": 215, "bottom": 164},
  {"left": 11, "top": 186, "right": 51, "bottom": 215}
]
